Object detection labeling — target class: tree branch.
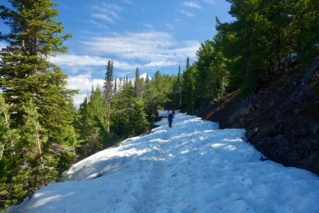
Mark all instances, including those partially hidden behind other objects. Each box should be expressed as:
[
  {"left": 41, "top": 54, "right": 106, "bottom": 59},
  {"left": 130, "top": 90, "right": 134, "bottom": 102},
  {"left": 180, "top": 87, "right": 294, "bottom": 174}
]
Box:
[{"left": 285, "top": 60, "right": 319, "bottom": 104}]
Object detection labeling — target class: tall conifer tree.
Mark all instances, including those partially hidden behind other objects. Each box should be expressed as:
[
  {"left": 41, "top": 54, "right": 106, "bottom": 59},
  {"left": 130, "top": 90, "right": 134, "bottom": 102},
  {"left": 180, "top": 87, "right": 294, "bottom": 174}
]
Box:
[
  {"left": 134, "top": 67, "right": 141, "bottom": 97},
  {"left": 0, "top": 0, "right": 77, "bottom": 208},
  {"left": 104, "top": 60, "right": 113, "bottom": 100}
]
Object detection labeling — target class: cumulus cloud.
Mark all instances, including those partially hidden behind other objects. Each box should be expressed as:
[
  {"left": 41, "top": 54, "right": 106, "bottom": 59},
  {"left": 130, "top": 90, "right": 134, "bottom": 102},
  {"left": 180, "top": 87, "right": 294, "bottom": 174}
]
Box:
[
  {"left": 67, "top": 74, "right": 105, "bottom": 106},
  {"left": 67, "top": 74, "right": 104, "bottom": 91},
  {"left": 72, "top": 93, "right": 89, "bottom": 107},
  {"left": 182, "top": 2, "right": 202, "bottom": 9}
]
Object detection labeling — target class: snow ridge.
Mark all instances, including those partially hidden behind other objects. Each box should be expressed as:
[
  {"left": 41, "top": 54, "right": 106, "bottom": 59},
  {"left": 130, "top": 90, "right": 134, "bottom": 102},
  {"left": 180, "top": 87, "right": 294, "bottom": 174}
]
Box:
[{"left": 7, "top": 112, "right": 319, "bottom": 213}]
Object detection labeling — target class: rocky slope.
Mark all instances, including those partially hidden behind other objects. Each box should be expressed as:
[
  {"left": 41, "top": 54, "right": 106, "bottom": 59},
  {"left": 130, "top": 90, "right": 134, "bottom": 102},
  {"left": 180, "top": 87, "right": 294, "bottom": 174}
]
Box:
[{"left": 196, "top": 71, "right": 319, "bottom": 175}]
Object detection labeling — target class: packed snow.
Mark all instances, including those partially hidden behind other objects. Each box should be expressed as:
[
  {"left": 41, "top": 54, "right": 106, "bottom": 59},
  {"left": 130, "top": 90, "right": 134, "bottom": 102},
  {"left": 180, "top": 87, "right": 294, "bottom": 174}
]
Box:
[{"left": 6, "top": 112, "right": 319, "bottom": 213}]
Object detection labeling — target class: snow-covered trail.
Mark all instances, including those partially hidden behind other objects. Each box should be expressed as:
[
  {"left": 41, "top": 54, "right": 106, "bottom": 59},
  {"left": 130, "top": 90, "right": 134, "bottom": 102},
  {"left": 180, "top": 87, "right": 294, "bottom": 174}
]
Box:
[{"left": 7, "top": 112, "right": 319, "bottom": 213}]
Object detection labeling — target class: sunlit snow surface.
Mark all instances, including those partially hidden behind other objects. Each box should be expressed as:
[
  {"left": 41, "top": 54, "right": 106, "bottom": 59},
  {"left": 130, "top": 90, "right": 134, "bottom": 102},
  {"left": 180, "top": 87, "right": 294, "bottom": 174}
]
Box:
[{"left": 7, "top": 112, "right": 319, "bottom": 213}]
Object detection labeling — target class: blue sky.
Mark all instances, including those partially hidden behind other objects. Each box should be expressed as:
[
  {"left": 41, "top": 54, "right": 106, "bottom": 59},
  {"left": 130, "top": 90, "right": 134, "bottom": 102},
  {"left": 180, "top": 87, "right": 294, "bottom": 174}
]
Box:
[{"left": 1, "top": 0, "right": 234, "bottom": 105}]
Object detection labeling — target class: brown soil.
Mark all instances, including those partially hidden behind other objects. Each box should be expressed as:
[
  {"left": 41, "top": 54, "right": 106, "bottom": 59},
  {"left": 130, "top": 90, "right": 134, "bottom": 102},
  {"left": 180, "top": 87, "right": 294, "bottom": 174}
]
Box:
[{"left": 196, "top": 72, "right": 319, "bottom": 175}]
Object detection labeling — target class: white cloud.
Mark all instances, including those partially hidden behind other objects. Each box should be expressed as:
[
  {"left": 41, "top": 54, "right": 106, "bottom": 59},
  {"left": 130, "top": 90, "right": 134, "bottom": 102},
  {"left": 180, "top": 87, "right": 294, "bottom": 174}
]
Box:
[
  {"left": 50, "top": 54, "right": 106, "bottom": 67},
  {"left": 203, "top": 0, "right": 217, "bottom": 5},
  {"left": 182, "top": 2, "right": 202, "bottom": 9},
  {"left": 0, "top": 42, "right": 7, "bottom": 50},
  {"left": 91, "top": 14, "right": 116, "bottom": 23},
  {"left": 122, "top": 0, "right": 133, "bottom": 4},
  {"left": 178, "top": 9, "right": 195, "bottom": 17},
  {"left": 49, "top": 54, "right": 142, "bottom": 76},
  {"left": 81, "top": 31, "right": 199, "bottom": 64},
  {"left": 67, "top": 74, "right": 104, "bottom": 91},
  {"left": 76, "top": 31, "right": 199, "bottom": 76},
  {"left": 67, "top": 74, "right": 105, "bottom": 106},
  {"left": 90, "top": 3, "right": 122, "bottom": 23},
  {"left": 143, "top": 23, "right": 154, "bottom": 30},
  {"left": 89, "top": 20, "right": 109, "bottom": 29},
  {"left": 72, "top": 93, "right": 89, "bottom": 107},
  {"left": 105, "top": 3, "right": 123, "bottom": 11},
  {"left": 144, "top": 60, "right": 176, "bottom": 67},
  {"left": 92, "top": 3, "right": 122, "bottom": 12}
]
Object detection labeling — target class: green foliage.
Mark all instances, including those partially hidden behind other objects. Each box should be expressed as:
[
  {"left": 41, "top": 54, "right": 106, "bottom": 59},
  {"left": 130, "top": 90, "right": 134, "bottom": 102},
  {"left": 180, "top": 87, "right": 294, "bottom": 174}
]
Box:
[
  {"left": 0, "top": 0, "right": 77, "bottom": 210},
  {"left": 148, "top": 71, "right": 177, "bottom": 109},
  {"left": 195, "top": 40, "right": 214, "bottom": 102},
  {"left": 76, "top": 67, "right": 178, "bottom": 155},
  {"left": 210, "top": 33, "right": 230, "bottom": 99},
  {"left": 181, "top": 64, "right": 197, "bottom": 114},
  {"left": 134, "top": 67, "right": 141, "bottom": 97},
  {"left": 75, "top": 87, "right": 109, "bottom": 158},
  {"left": 219, "top": 0, "right": 319, "bottom": 95},
  {"left": 153, "top": 1, "right": 319, "bottom": 116},
  {"left": 179, "top": 0, "right": 319, "bottom": 112},
  {"left": 172, "top": 65, "right": 183, "bottom": 109},
  {"left": 111, "top": 82, "right": 150, "bottom": 138},
  {"left": 104, "top": 60, "right": 114, "bottom": 100},
  {"left": 131, "top": 99, "right": 149, "bottom": 135}
]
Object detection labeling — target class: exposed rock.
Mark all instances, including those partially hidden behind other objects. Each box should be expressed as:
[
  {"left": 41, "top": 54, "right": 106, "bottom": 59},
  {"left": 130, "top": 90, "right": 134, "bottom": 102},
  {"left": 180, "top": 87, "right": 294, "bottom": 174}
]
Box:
[{"left": 198, "top": 73, "right": 319, "bottom": 175}]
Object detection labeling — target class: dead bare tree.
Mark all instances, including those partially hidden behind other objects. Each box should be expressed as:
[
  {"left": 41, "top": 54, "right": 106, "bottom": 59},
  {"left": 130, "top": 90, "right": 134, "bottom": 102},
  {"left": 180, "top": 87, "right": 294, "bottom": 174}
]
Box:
[{"left": 285, "top": 59, "right": 319, "bottom": 104}]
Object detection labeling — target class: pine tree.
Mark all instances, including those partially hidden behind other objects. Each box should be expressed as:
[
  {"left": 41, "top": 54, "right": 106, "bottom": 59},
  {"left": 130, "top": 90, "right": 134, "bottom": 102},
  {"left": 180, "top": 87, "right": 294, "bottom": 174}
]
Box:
[
  {"left": 149, "top": 71, "right": 177, "bottom": 110},
  {"left": 181, "top": 65, "right": 197, "bottom": 113},
  {"left": 142, "top": 73, "right": 158, "bottom": 124},
  {"left": 130, "top": 99, "right": 149, "bottom": 135},
  {"left": 172, "top": 65, "right": 183, "bottom": 108},
  {"left": 104, "top": 60, "right": 113, "bottom": 100},
  {"left": 219, "top": 0, "right": 319, "bottom": 96},
  {"left": 119, "top": 78, "right": 123, "bottom": 91},
  {"left": 145, "top": 73, "right": 150, "bottom": 84},
  {"left": 88, "top": 87, "right": 109, "bottom": 150},
  {"left": 76, "top": 87, "right": 109, "bottom": 157},
  {"left": 195, "top": 40, "right": 214, "bottom": 105},
  {"left": 134, "top": 67, "right": 141, "bottom": 97},
  {"left": 125, "top": 75, "right": 129, "bottom": 87},
  {"left": 210, "top": 32, "right": 229, "bottom": 99},
  {"left": 114, "top": 77, "right": 117, "bottom": 94},
  {"left": 103, "top": 60, "right": 114, "bottom": 133},
  {"left": 0, "top": 94, "right": 18, "bottom": 209},
  {"left": 186, "top": 56, "right": 190, "bottom": 69},
  {"left": 0, "top": 0, "right": 77, "bottom": 208}
]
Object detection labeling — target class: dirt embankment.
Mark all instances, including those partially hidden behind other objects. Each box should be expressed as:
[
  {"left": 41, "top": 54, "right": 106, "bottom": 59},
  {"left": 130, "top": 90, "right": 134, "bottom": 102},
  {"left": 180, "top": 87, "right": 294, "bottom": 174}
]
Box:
[{"left": 196, "top": 72, "right": 319, "bottom": 175}]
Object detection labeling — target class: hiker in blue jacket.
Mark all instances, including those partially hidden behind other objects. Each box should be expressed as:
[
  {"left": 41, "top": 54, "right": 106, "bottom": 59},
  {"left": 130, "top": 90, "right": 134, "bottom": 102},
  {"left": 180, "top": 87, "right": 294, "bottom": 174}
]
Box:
[{"left": 168, "top": 112, "right": 174, "bottom": 128}]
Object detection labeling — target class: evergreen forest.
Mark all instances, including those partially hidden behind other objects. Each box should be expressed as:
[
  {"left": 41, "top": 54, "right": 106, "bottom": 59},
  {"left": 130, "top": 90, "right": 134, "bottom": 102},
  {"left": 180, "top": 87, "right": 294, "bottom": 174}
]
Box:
[{"left": 0, "top": 0, "right": 318, "bottom": 210}]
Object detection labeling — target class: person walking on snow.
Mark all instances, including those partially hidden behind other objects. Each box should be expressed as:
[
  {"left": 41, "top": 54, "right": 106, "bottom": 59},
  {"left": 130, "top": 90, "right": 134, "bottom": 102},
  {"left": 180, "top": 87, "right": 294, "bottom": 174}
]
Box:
[{"left": 168, "top": 112, "right": 174, "bottom": 128}]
